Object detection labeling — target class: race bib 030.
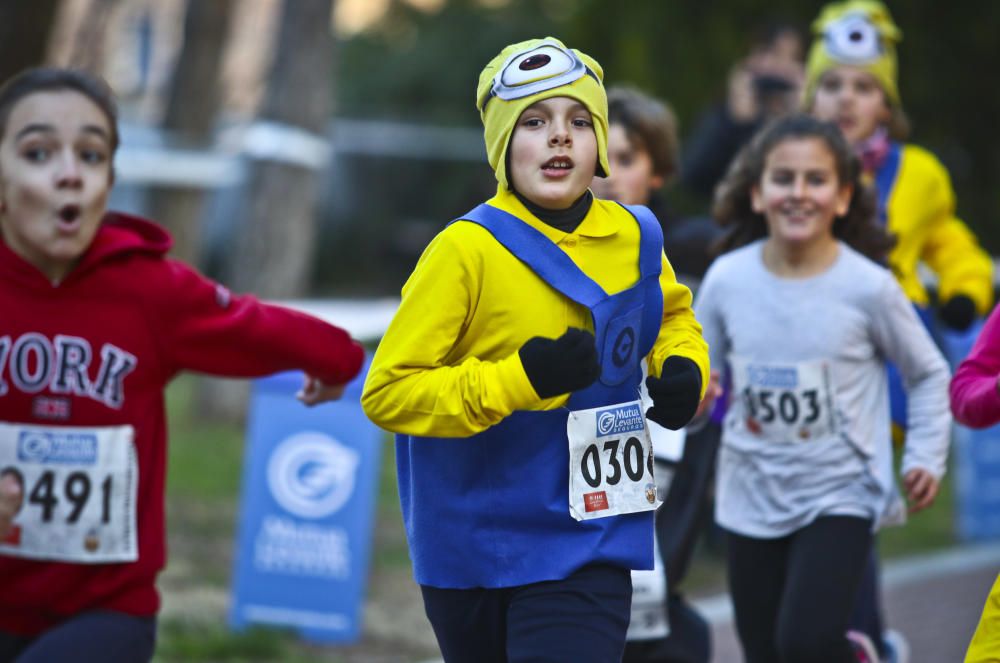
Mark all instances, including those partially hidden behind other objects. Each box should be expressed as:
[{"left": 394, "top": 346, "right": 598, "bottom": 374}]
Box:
[{"left": 567, "top": 400, "right": 660, "bottom": 521}]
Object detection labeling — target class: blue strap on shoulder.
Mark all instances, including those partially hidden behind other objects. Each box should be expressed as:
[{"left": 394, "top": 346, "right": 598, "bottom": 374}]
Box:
[
  {"left": 454, "top": 204, "right": 607, "bottom": 308},
  {"left": 454, "top": 202, "right": 664, "bottom": 306},
  {"left": 874, "top": 143, "right": 902, "bottom": 225},
  {"left": 620, "top": 203, "right": 663, "bottom": 280}
]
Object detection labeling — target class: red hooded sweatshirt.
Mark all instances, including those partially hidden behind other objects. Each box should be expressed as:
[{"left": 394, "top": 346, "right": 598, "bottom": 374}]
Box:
[{"left": 0, "top": 212, "right": 364, "bottom": 635}]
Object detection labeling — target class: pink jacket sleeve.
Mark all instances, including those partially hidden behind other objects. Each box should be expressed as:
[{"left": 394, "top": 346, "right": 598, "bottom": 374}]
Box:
[
  {"left": 950, "top": 304, "right": 1000, "bottom": 429},
  {"left": 155, "top": 259, "right": 364, "bottom": 385}
]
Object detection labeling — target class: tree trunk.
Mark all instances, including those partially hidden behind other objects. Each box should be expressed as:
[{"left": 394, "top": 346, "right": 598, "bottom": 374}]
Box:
[
  {"left": 146, "top": 0, "right": 235, "bottom": 265},
  {"left": 0, "top": 1, "right": 61, "bottom": 83},
  {"left": 228, "top": 0, "right": 334, "bottom": 299},
  {"left": 65, "top": 0, "right": 119, "bottom": 73},
  {"left": 199, "top": 0, "right": 335, "bottom": 421}
]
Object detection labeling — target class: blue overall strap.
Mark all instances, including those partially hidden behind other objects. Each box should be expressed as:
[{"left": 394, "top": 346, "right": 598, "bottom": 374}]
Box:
[
  {"left": 454, "top": 203, "right": 607, "bottom": 309},
  {"left": 874, "top": 142, "right": 902, "bottom": 225},
  {"left": 620, "top": 203, "right": 664, "bottom": 279}
]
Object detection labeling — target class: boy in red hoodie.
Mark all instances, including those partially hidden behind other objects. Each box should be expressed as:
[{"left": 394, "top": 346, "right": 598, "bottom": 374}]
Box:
[{"left": 0, "top": 68, "right": 364, "bottom": 662}]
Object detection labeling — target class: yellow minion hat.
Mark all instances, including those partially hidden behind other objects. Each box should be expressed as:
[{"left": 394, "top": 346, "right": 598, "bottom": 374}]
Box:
[
  {"left": 804, "top": 0, "right": 902, "bottom": 105},
  {"left": 476, "top": 37, "right": 609, "bottom": 191}
]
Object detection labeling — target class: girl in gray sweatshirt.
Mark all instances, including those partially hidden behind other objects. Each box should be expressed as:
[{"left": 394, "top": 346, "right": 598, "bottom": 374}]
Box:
[{"left": 695, "top": 114, "right": 950, "bottom": 663}]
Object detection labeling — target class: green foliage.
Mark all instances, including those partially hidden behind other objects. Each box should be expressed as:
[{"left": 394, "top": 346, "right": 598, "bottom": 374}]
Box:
[
  {"left": 336, "top": 0, "right": 568, "bottom": 123},
  {"left": 878, "top": 453, "right": 958, "bottom": 558},
  {"left": 165, "top": 378, "right": 246, "bottom": 500}
]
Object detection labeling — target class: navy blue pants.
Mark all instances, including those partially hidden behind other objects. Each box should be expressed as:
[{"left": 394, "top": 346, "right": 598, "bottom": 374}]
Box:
[
  {"left": 0, "top": 611, "right": 156, "bottom": 663},
  {"left": 421, "top": 563, "right": 633, "bottom": 663}
]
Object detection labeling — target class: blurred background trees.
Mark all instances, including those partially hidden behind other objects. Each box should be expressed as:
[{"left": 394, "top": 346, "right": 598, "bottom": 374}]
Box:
[
  {"left": 4, "top": 0, "right": 999, "bottom": 296},
  {"left": 333, "top": 0, "right": 1000, "bottom": 293}
]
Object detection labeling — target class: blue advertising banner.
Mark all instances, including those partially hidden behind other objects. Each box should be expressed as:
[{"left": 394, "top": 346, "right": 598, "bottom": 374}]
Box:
[
  {"left": 229, "top": 358, "right": 381, "bottom": 642},
  {"left": 940, "top": 322, "right": 1000, "bottom": 541}
]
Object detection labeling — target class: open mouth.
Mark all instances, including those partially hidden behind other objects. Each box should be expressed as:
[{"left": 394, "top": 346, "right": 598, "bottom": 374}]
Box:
[
  {"left": 58, "top": 205, "right": 81, "bottom": 223},
  {"left": 541, "top": 156, "right": 574, "bottom": 174},
  {"left": 781, "top": 207, "right": 813, "bottom": 223},
  {"left": 56, "top": 205, "right": 82, "bottom": 230}
]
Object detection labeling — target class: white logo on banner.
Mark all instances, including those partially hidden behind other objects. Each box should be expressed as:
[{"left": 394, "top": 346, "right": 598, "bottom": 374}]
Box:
[{"left": 266, "top": 432, "right": 359, "bottom": 519}]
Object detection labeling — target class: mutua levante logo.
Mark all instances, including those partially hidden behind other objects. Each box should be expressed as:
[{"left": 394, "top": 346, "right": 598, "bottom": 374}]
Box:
[
  {"left": 17, "top": 430, "right": 97, "bottom": 465},
  {"left": 596, "top": 403, "right": 645, "bottom": 437},
  {"left": 747, "top": 365, "right": 798, "bottom": 389}
]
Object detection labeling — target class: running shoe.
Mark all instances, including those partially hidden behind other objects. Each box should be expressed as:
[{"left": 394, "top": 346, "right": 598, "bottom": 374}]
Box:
[{"left": 847, "top": 629, "right": 881, "bottom": 663}]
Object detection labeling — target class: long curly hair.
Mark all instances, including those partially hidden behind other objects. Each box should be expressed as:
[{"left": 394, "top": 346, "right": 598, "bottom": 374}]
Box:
[{"left": 711, "top": 113, "right": 894, "bottom": 262}]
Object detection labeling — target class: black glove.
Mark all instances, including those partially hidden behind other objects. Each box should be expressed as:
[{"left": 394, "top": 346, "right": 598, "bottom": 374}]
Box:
[
  {"left": 645, "top": 356, "right": 702, "bottom": 430},
  {"left": 519, "top": 328, "right": 600, "bottom": 399},
  {"left": 939, "top": 295, "right": 977, "bottom": 331}
]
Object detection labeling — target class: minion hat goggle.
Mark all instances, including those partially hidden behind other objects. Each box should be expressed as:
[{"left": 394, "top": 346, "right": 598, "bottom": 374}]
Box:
[
  {"left": 476, "top": 37, "right": 610, "bottom": 191},
  {"left": 804, "top": 0, "right": 902, "bottom": 105}
]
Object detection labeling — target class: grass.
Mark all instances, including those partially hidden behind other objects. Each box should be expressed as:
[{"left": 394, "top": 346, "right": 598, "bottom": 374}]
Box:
[
  {"left": 158, "top": 377, "right": 434, "bottom": 662},
  {"left": 156, "top": 621, "right": 317, "bottom": 663},
  {"left": 157, "top": 377, "right": 392, "bottom": 662},
  {"left": 879, "top": 455, "right": 958, "bottom": 559}
]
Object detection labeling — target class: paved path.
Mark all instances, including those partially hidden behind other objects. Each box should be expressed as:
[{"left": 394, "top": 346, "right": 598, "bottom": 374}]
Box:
[
  {"left": 161, "top": 541, "right": 998, "bottom": 662},
  {"left": 701, "top": 543, "right": 1000, "bottom": 663}
]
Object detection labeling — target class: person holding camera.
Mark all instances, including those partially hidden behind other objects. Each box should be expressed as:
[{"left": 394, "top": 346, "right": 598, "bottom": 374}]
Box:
[{"left": 680, "top": 19, "right": 804, "bottom": 204}]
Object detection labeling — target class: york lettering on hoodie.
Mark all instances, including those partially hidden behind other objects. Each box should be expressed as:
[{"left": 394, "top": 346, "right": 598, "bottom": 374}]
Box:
[{"left": 0, "top": 333, "right": 137, "bottom": 409}]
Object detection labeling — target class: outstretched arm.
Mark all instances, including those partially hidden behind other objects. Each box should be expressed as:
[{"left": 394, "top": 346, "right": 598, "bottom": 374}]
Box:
[{"left": 153, "top": 260, "right": 364, "bottom": 387}]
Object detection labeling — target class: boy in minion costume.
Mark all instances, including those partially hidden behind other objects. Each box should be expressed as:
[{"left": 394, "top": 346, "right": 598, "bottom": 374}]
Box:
[{"left": 362, "top": 38, "right": 708, "bottom": 662}]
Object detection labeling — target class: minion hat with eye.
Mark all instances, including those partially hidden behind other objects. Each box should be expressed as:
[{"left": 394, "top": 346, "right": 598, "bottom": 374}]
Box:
[
  {"left": 476, "top": 37, "right": 609, "bottom": 191},
  {"left": 804, "top": 0, "right": 902, "bottom": 106}
]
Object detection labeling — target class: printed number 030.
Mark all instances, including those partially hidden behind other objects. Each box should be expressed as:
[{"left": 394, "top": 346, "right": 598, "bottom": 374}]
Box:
[{"left": 581, "top": 437, "right": 652, "bottom": 488}]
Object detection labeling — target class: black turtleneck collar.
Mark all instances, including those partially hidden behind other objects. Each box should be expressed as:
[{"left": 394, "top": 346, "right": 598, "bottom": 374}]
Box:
[{"left": 513, "top": 189, "right": 593, "bottom": 233}]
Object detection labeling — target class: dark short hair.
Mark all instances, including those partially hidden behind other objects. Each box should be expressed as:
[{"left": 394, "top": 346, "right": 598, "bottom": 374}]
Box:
[
  {"left": 606, "top": 85, "right": 680, "bottom": 183},
  {"left": 0, "top": 67, "right": 119, "bottom": 154}
]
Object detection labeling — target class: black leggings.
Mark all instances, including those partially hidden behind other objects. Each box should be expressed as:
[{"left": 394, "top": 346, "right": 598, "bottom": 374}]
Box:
[{"left": 726, "top": 515, "right": 873, "bottom": 663}]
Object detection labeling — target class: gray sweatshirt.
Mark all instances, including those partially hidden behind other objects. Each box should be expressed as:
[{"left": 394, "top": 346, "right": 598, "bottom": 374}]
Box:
[{"left": 695, "top": 240, "right": 951, "bottom": 537}]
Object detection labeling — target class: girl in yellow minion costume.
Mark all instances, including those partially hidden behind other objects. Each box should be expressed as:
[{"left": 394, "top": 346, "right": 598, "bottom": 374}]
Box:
[
  {"left": 805, "top": 0, "right": 993, "bottom": 340},
  {"left": 803, "top": 3, "right": 993, "bottom": 660},
  {"left": 362, "top": 37, "right": 708, "bottom": 662}
]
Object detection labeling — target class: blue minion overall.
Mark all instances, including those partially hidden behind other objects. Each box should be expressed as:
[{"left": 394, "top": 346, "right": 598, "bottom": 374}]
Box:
[{"left": 397, "top": 202, "right": 664, "bottom": 589}]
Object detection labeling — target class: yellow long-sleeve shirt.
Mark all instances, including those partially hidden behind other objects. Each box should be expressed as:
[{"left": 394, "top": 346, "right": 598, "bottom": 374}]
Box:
[
  {"left": 361, "top": 188, "right": 710, "bottom": 438},
  {"left": 885, "top": 144, "right": 993, "bottom": 314}
]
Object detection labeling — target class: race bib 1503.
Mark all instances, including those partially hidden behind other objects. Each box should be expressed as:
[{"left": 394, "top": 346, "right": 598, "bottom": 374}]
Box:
[{"left": 730, "top": 356, "right": 840, "bottom": 443}]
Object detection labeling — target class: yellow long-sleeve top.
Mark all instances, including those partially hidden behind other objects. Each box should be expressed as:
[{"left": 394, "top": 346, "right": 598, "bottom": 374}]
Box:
[
  {"left": 361, "top": 188, "right": 710, "bottom": 438},
  {"left": 885, "top": 144, "right": 993, "bottom": 314}
]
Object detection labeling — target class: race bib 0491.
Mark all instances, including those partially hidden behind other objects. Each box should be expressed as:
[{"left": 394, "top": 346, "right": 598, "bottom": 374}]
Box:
[
  {"left": 567, "top": 400, "right": 660, "bottom": 521},
  {"left": 0, "top": 422, "right": 138, "bottom": 563}
]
